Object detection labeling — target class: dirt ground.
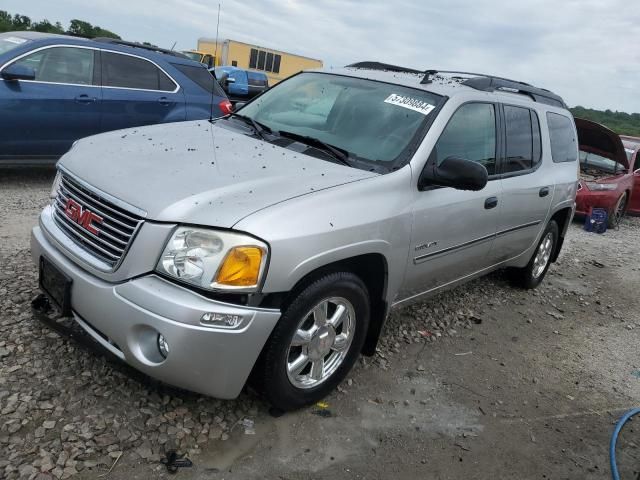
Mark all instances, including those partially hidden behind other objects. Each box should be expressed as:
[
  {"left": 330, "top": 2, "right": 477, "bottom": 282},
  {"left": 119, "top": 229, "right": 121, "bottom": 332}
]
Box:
[{"left": 1, "top": 167, "right": 639, "bottom": 480}]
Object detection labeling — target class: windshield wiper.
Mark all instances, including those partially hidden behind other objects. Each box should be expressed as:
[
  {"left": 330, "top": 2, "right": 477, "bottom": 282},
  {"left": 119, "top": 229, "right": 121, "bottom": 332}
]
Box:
[
  {"left": 276, "top": 130, "right": 352, "bottom": 167},
  {"left": 228, "top": 113, "right": 270, "bottom": 140}
]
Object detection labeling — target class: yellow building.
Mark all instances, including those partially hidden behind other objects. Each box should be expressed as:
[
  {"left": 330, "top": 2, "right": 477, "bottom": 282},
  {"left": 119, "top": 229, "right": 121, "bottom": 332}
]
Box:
[{"left": 195, "top": 38, "right": 323, "bottom": 85}]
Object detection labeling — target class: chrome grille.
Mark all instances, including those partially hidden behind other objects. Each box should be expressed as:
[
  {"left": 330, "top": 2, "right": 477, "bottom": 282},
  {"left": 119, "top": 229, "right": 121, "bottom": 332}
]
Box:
[{"left": 52, "top": 172, "right": 144, "bottom": 269}]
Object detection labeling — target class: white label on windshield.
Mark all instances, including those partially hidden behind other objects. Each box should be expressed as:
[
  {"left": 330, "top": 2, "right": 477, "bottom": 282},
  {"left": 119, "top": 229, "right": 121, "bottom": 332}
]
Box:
[
  {"left": 384, "top": 93, "right": 435, "bottom": 115},
  {"left": 3, "top": 36, "right": 27, "bottom": 44}
]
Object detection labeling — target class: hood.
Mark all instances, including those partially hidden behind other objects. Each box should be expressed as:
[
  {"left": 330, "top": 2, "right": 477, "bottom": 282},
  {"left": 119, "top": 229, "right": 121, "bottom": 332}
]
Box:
[
  {"left": 575, "top": 118, "right": 629, "bottom": 170},
  {"left": 60, "top": 120, "right": 378, "bottom": 227}
]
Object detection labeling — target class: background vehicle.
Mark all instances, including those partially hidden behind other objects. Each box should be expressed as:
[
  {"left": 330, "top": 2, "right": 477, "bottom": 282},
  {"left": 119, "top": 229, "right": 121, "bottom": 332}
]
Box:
[
  {"left": 575, "top": 118, "right": 635, "bottom": 227},
  {"left": 0, "top": 32, "right": 232, "bottom": 166},
  {"left": 182, "top": 49, "right": 214, "bottom": 67},
  {"left": 197, "top": 38, "right": 322, "bottom": 85},
  {"left": 620, "top": 135, "right": 640, "bottom": 215},
  {"left": 213, "top": 66, "right": 268, "bottom": 100},
  {"left": 31, "top": 64, "right": 577, "bottom": 411}
]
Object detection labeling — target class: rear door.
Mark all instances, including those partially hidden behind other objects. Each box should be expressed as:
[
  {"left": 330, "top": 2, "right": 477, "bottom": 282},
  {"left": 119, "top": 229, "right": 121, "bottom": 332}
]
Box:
[
  {"left": 0, "top": 45, "right": 101, "bottom": 162},
  {"left": 100, "top": 50, "right": 185, "bottom": 131},
  {"left": 492, "top": 105, "right": 552, "bottom": 262}
]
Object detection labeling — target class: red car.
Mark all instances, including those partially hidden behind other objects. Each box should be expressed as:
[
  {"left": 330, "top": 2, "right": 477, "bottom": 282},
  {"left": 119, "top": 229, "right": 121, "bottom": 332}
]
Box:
[
  {"left": 575, "top": 118, "right": 635, "bottom": 227},
  {"left": 620, "top": 135, "right": 640, "bottom": 215}
]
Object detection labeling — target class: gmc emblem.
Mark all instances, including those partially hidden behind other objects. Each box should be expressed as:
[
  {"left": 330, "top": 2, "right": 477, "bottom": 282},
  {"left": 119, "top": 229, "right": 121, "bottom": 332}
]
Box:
[{"left": 64, "top": 198, "right": 103, "bottom": 235}]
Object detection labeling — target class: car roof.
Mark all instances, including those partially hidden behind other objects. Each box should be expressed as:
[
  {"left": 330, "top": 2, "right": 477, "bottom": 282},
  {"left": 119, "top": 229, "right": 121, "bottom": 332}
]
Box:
[
  {"left": 313, "top": 63, "right": 567, "bottom": 110},
  {"left": 3, "top": 31, "right": 203, "bottom": 67}
]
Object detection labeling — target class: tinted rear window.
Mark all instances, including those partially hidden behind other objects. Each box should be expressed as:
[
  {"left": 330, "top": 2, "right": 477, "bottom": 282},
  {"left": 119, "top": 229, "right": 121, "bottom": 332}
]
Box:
[
  {"left": 504, "top": 106, "right": 542, "bottom": 173},
  {"left": 247, "top": 72, "right": 268, "bottom": 87},
  {"left": 173, "top": 63, "right": 226, "bottom": 96},
  {"left": 102, "top": 52, "right": 175, "bottom": 91},
  {"left": 547, "top": 112, "right": 577, "bottom": 163}
]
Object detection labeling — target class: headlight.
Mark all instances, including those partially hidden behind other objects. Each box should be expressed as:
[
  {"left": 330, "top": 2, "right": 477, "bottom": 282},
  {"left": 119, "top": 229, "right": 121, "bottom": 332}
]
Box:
[
  {"left": 585, "top": 182, "right": 618, "bottom": 191},
  {"left": 156, "top": 227, "right": 268, "bottom": 292}
]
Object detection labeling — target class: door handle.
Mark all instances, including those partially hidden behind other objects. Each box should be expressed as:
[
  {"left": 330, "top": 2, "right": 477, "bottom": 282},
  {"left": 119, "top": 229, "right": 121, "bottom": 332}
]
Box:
[
  {"left": 484, "top": 196, "right": 498, "bottom": 209},
  {"left": 539, "top": 187, "right": 550, "bottom": 197},
  {"left": 158, "top": 96, "right": 171, "bottom": 106},
  {"left": 74, "top": 94, "right": 96, "bottom": 104}
]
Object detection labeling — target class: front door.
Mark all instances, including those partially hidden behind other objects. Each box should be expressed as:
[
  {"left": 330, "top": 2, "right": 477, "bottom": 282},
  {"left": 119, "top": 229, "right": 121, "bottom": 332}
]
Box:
[
  {"left": 0, "top": 45, "right": 101, "bottom": 162},
  {"left": 398, "top": 102, "right": 502, "bottom": 303},
  {"left": 100, "top": 51, "right": 184, "bottom": 132},
  {"left": 493, "top": 105, "right": 553, "bottom": 262}
]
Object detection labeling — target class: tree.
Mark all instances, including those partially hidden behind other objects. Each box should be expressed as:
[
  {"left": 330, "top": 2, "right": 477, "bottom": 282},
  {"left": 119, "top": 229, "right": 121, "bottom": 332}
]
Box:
[
  {"left": 0, "top": 10, "right": 12, "bottom": 33},
  {"left": 12, "top": 14, "right": 31, "bottom": 30},
  {"left": 68, "top": 19, "right": 120, "bottom": 39},
  {"left": 31, "top": 19, "right": 65, "bottom": 34}
]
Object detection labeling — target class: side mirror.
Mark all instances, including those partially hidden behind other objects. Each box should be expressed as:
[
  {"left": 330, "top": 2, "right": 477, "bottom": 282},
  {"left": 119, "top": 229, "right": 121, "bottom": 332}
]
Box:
[
  {"left": 419, "top": 156, "right": 488, "bottom": 191},
  {"left": 1, "top": 64, "right": 36, "bottom": 81},
  {"left": 225, "top": 77, "right": 236, "bottom": 85},
  {"left": 634, "top": 168, "right": 640, "bottom": 175}
]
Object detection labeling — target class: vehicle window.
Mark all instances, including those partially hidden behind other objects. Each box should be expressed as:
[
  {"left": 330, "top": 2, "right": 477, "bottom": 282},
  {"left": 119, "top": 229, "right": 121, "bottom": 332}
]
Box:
[
  {"left": 547, "top": 112, "right": 577, "bottom": 162},
  {"left": 239, "top": 72, "right": 442, "bottom": 166},
  {"left": 102, "top": 52, "right": 175, "bottom": 91},
  {"left": 636, "top": 154, "right": 640, "bottom": 171},
  {"left": 247, "top": 72, "right": 268, "bottom": 87},
  {"left": 0, "top": 35, "right": 30, "bottom": 55},
  {"left": 503, "top": 106, "right": 541, "bottom": 173},
  {"left": 580, "top": 151, "right": 626, "bottom": 174},
  {"left": 173, "top": 63, "right": 225, "bottom": 96},
  {"left": 12, "top": 47, "right": 95, "bottom": 85},
  {"left": 433, "top": 103, "right": 497, "bottom": 175}
]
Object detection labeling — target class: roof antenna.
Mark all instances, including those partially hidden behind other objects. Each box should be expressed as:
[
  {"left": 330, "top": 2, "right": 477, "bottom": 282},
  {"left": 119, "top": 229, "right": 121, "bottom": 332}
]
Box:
[
  {"left": 209, "top": 1, "right": 221, "bottom": 122},
  {"left": 170, "top": 41, "right": 176, "bottom": 51}
]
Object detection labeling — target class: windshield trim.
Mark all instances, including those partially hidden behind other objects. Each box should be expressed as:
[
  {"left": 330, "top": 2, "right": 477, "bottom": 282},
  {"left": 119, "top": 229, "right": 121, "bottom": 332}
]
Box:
[{"left": 234, "top": 71, "right": 448, "bottom": 173}]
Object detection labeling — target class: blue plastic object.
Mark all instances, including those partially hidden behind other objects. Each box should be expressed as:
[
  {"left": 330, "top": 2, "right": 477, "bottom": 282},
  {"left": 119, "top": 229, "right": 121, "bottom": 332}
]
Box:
[
  {"left": 610, "top": 407, "right": 640, "bottom": 480},
  {"left": 584, "top": 208, "right": 608, "bottom": 233}
]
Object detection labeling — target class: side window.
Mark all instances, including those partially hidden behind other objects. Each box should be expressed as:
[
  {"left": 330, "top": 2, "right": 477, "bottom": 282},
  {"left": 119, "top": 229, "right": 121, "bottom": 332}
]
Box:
[
  {"left": 547, "top": 112, "right": 578, "bottom": 162},
  {"left": 172, "top": 63, "right": 225, "bottom": 96},
  {"left": 13, "top": 47, "right": 95, "bottom": 85},
  {"left": 503, "top": 106, "right": 541, "bottom": 173},
  {"left": 102, "top": 52, "right": 175, "bottom": 91},
  {"left": 433, "top": 103, "right": 497, "bottom": 175}
]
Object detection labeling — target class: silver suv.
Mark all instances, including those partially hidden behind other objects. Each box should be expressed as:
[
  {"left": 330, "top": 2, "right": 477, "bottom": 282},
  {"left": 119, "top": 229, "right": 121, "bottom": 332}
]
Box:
[{"left": 31, "top": 63, "right": 578, "bottom": 410}]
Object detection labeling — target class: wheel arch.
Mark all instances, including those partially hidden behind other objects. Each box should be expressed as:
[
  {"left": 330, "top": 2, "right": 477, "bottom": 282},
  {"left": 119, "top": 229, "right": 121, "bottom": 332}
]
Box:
[
  {"left": 279, "top": 253, "right": 390, "bottom": 357},
  {"left": 549, "top": 206, "right": 573, "bottom": 262}
]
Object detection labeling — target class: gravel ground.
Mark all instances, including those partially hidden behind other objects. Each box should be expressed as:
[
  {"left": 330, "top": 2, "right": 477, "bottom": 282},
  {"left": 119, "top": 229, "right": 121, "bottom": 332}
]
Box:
[{"left": 1, "top": 167, "right": 639, "bottom": 479}]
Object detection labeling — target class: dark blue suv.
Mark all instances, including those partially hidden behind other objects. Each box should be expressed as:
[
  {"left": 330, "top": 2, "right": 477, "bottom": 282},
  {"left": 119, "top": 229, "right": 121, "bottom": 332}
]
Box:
[{"left": 0, "top": 32, "right": 232, "bottom": 165}]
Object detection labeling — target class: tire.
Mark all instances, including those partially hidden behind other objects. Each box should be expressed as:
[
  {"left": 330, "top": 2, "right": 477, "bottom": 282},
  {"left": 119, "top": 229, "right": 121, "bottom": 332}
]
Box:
[
  {"left": 608, "top": 192, "right": 627, "bottom": 229},
  {"left": 509, "top": 220, "right": 559, "bottom": 289},
  {"left": 251, "top": 271, "right": 370, "bottom": 411}
]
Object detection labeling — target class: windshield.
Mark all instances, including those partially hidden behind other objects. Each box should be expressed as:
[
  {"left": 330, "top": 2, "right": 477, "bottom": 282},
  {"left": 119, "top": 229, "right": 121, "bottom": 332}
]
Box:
[
  {"left": 182, "top": 51, "right": 202, "bottom": 62},
  {"left": 0, "top": 34, "right": 29, "bottom": 55},
  {"left": 580, "top": 150, "right": 625, "bottom": 174},
  {"left": 238, "top": 72, "right": 442, "bottom": 167}
]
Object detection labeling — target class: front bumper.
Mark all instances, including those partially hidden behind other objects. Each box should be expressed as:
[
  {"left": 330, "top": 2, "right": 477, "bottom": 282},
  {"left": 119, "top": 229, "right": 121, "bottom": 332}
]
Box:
[
  {"left": 31, "top": 224, "right": 281, "bottom": 399},
  {"left": 575, "top": 189, "right": 618, "bottom": 216}
]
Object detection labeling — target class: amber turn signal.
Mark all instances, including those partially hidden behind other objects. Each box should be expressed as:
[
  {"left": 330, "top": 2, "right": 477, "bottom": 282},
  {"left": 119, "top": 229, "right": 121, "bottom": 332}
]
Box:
[{"left": 215, "top": 246, "right": 264, "bottom": 287}]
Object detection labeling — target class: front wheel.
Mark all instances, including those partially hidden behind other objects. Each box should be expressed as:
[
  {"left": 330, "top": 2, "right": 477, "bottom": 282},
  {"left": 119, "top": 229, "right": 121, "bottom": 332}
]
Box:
[
  {"left": 608, "top": 192, "right": 627, "bottom": 228},
  {"left": 509, "top": 220, "right": 559, "bottom": 289},
  {"left": 251, "top": 272, "right": 370, "bottom": 411}
]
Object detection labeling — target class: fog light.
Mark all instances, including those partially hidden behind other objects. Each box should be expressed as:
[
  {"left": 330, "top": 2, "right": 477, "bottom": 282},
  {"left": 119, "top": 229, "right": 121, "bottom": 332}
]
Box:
[
  {"left": 201, "top": 312, "right": 244, "bottom": 328},
  {"left": 157, "top": 334, "right": 170, "bottom": 359}
]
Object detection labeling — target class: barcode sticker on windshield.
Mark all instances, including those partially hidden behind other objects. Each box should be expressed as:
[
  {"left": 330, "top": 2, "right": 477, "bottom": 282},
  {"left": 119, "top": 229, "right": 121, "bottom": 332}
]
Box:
[
  {"left": 384, "top": 94, "right": 435, "bottom": 115},
  {"left": 3, "top": 36, "right": 27, "bottom": 45}
]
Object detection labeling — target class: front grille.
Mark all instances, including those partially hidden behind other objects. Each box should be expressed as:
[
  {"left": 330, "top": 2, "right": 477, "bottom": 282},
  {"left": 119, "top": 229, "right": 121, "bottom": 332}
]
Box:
[{"left": 52, "top": 172, "right": 144, "bottom": 269}]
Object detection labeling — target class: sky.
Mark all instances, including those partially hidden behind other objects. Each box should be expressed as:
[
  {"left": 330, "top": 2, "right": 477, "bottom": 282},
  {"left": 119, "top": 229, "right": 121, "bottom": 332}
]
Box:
[{"left": 3, "top": 0, "right": 639, "bottom": 112}]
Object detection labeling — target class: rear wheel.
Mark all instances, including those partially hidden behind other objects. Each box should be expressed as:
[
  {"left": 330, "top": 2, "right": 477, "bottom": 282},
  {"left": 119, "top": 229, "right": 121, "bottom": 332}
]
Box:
[
  {"left": 608, "top": 192, "right": 627, "bottom": 228},
  {"left": 509, "top": 220, "right": 558, "bottom": 289},
  {"left": 251, "top": 272, "right": 370, "bottom": 411}
]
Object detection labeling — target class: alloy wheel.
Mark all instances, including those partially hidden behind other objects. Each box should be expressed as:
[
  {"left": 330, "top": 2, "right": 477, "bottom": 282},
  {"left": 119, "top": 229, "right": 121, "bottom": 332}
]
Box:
[
  {"left": 532, "top": 232, "right": 554, "bottom": 279},
  {"left": 286, "top": 296, "right": 356, "bottom": 389}
]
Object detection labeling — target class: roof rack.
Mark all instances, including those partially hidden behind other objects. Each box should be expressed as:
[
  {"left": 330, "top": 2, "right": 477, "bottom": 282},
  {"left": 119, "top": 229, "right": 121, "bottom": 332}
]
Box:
[
  {"left": 346, "top": 61, "right": 423, "bottom": 74},
  {"left": 92, "top": 38, "right": 190, "bottom": 60},
  {"left": 346, "top": 62, "right": 566, "bottom": 108},
  {"left": 421, "top": 69, "right": 566, "bottom": 108}
]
